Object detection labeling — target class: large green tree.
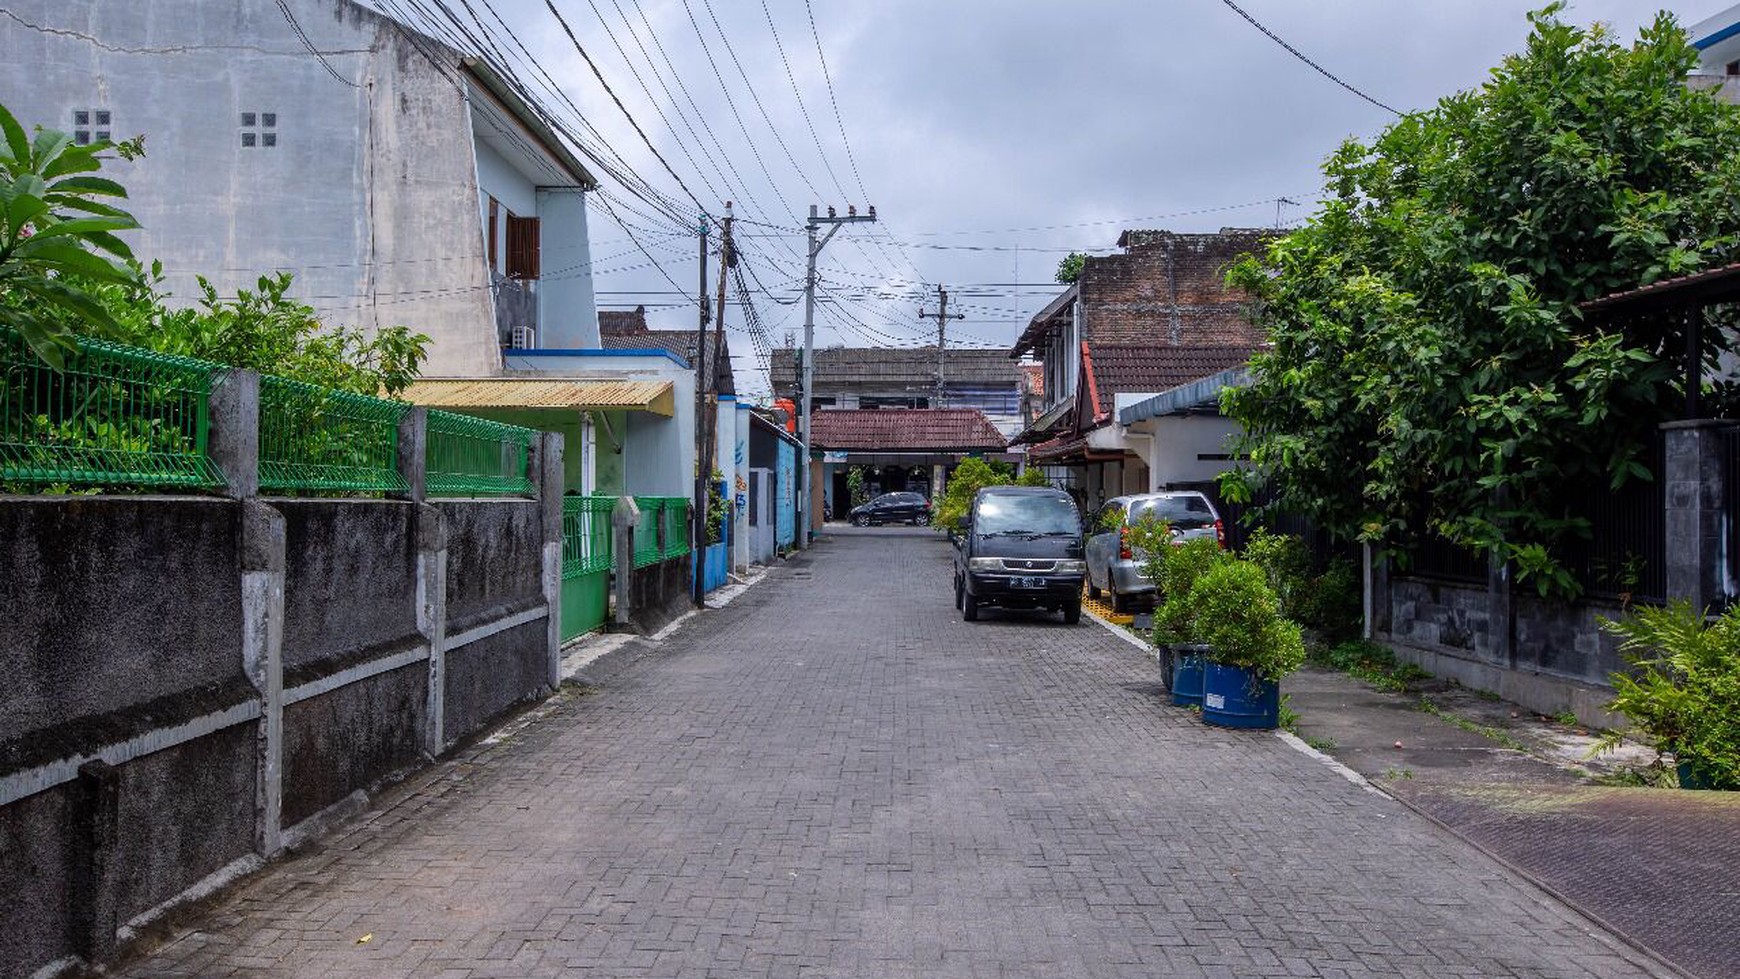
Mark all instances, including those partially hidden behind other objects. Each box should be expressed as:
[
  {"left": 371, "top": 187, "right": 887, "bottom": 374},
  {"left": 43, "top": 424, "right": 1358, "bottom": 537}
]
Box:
[{"left": 1222, "top": 6, "right": 1740, "bottom": 595}]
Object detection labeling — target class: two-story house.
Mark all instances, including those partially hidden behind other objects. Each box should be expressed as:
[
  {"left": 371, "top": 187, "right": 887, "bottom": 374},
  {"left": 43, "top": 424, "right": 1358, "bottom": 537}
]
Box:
[{"left": 1010, "top": 228, "right": 1268, "bottom": 508}]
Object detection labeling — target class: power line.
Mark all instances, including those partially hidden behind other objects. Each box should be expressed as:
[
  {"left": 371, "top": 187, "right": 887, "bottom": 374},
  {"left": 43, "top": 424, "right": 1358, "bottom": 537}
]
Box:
[
  {"left": 274, "top": 0, "right": 361, "bottom": 87},
  {"left": 1215, "top": 0, "right": 1399, "bottom": 116}
]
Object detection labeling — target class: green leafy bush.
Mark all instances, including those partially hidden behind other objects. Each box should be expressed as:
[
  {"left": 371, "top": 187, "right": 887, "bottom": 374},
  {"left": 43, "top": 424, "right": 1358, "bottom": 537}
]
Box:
[
  {"left": 1150, "top": 537, "right": 1231, "bottom": 646},
  {"left": 932, "top": 456, "right": 1008, "bottom": 531},
  {"left": 1599, "top": 602, "right": 1740, "bottom": 789},
  {"left": 1242, "top": 529, "right": 1310, "bottom": 616},
  {"left": 1190, "top": 560, "right": 1307, "bottom": 683},
  {"left": 1296, "top": 558, "right": 1363, "bottom": 639}
]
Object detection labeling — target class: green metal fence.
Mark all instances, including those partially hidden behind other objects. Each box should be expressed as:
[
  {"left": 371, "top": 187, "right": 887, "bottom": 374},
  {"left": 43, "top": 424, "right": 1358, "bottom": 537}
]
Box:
[
  {"left": 425, "top": 409, "right": 536, "bottom": 497},
  {"left": 0, "top": 326, "right": 225, "bottom": 488},
  {"left": 257, "top": 375, "right": 408, "bottom": 493},
  {"left": 561, "top": 494, "right": 616, "bottom": 641},
  {"left": 632, "top": 496, "right": 665, "bottom": 568},
  {"left": 658, "top": 497, "right": 691, "bottom": 559}
]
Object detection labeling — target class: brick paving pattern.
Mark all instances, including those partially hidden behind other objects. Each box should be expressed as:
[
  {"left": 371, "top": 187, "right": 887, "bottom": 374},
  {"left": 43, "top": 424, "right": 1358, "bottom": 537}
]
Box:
[{"left": 116, "top": 530, "right": 1670, "bottom": 978}]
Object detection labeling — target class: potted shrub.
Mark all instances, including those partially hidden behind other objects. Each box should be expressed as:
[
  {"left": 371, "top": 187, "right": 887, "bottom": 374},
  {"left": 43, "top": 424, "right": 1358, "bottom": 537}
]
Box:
[
  {"left": 1599, "top": 601, "right": 1740, "bottom": 790},
  {"left": 1150, "top": 537, "right": 1230, "bottom": 707},
  {"left": 1189, "top": 559, "right": 1306, "bottom": 729}
]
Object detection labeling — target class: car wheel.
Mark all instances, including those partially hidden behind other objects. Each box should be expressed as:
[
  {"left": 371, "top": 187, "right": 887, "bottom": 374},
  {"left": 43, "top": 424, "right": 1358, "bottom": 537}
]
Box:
[
  {"left": 954, "top": 575, "right": 964, "bottom": 610},
  {"left": 852, "top": 513, "right": 868, "bottom": 527},
  {"left": 1062, "top": 598, "right": 1081, "bottom": 625},
  {"left": 1087, "top": 573, "right": 1102, "bottom": 600},
  {"left": 1110, "top": 581, "right": 1129, "bottom": 614},
  {"left": 963, "top": 591, "right": 979, "bottom": 622}
]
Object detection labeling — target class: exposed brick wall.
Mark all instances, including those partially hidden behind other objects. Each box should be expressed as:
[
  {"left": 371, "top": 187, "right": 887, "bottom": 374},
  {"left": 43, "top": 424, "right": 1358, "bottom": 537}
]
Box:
[{"left": 1079, "top": 229, "right": 1270, "bottom": 346}]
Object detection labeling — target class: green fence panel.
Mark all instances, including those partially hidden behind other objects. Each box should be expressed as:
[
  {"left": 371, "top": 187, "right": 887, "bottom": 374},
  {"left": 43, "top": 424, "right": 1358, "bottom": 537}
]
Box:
[
  {"left": 660, "top": 497, "right": 691, "bottom": 559},
  {"left": 426, "top": 409, "right": 536, "bottom": 497},
  {"left": 258, "top": 375, "right": 408, "bottom": 493},
  {"left": 632, "top": 496, "right": 664, "bottom": 568},
  {"left": 560, "top": 569, "right": 610, "bottom": 642},
  {"left": 0, "top": 326, "right": 225, "bottom": 488},
  {"left": 560, "top": 495, "right": 617, "bottom": 641}
]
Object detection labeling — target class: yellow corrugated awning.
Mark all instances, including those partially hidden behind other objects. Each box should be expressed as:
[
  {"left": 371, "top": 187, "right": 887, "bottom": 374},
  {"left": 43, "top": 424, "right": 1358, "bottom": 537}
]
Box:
[{"left": 400, "top": 378, "right": 675, "bottom": 417}]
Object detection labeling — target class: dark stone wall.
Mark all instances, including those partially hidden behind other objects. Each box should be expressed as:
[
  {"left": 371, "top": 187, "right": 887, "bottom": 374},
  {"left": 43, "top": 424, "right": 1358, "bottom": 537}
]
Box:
[
  {"left": 282, "top": 662, "right": 428, "bottom": 827},
  {"left": 1385, "top": 575, "right": 1623, "bottom": 687},
  {"left": 276, "top": 500, "right": 419, "bottom": 672},
  {"left": 0, "top": 785, "right": 76, "bottom": 978},
  {"left": 443, "top": 620, "right": 548, "bottom": 742},
  {"left": 1384, "top": 577, "right": 1497, "bottom": 663},
  {"left": 625, "top": 556, "right": 692, "bottom": 634},
  {"left": 440, "top": 500, "right": 543, "bottom": 628},
  {"left": 109, "top": 725, "right": 256, "bottom": 918},
  {"left": 0, "top": 498, "right": 244, "bottom": 744}
]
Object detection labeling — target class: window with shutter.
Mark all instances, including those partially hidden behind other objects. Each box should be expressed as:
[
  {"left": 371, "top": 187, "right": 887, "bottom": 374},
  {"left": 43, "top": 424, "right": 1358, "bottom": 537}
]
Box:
[{"left": 506, "top": 214, "right": 541, "bottom": 280}]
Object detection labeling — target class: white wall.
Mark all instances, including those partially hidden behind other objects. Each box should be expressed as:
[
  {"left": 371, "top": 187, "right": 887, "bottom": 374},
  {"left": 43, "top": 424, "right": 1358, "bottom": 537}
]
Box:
[
  {"left": 1124, "top": 416, "right": 1239, "bottom": 489},
  {"left": 535, "top": 187, "right": 598, "bottom": 348},
  {"left": 4, "top": 0, "right": 504, "bottom": 376}
]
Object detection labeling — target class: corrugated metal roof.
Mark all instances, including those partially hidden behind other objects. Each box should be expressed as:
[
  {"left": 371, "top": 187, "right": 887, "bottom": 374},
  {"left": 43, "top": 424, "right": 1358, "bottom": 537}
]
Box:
[{"left": 400, "top": 378, "right": 675, "bottom": 416}]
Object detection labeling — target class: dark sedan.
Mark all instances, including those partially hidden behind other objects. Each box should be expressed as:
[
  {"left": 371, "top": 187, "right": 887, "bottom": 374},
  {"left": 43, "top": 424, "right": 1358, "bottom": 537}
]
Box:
[{"left": 849, "top": 491, "right": 932, "bottom": 526}]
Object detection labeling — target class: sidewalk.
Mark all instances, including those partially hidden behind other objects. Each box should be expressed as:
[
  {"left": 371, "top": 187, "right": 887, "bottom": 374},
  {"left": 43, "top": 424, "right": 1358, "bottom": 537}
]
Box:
[{"left": 1283, "top": 662, "right": 1740, "bottom": 979}]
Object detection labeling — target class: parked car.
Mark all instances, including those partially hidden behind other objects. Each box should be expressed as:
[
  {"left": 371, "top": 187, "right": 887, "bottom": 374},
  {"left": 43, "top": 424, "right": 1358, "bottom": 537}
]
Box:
[
  {"left": 849, "top": 491, "right": 932, "bottom": 526},
  {"left": 953, "top": 486, "right": 1085, "bottom": 624},
  {"left": 1084, "top": 492, "right": 1225, "bottom": 612}
]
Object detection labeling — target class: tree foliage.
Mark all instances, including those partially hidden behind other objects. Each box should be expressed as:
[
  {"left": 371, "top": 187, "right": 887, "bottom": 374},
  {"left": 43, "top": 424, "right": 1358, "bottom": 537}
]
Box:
[
  {"left": 1055, "top": 252, "right": 1086, "bottom": 284},
  {"left": 0, "top": 102, "right": 143, "bottom": 366},
  {"left": 1221, "top": 6, "right": 1740, "bottom": 595}
]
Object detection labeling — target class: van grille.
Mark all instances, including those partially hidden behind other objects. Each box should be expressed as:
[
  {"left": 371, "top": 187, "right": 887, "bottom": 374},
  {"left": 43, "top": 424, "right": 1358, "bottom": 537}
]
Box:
[{"left": 1001, "top": 559, "right": 1056, "bottom": 572}]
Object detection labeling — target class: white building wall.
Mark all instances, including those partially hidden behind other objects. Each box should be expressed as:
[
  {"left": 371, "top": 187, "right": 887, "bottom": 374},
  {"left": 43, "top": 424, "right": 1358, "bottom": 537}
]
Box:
[
  {"left": 1123, "top": 416, "right": 1240, "bottom": 489},
  {"left": 4, "top": 0, "right": 503, "bottom": 376},
  {"left": 535, "top": 187, "right": 598, "bottom": 348}
]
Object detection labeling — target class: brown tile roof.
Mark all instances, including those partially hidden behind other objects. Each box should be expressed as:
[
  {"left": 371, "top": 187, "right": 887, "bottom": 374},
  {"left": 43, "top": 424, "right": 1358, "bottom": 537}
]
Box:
[
  {"left": 1020, "top": 363, "right": 1044, "bottom": 397},
  {"left": 770, "top": 347, "right": 1020, "bottom": 394},
  {"left": 1085, "top": 343, "right": 1258, "bottom": 418},
  {"left": 810, "top": 408, "right": 1008, "bottom": 452}
]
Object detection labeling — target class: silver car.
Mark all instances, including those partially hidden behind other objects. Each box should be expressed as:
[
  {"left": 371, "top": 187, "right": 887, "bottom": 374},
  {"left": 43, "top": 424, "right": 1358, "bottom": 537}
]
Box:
[{"left": 1084, "top": 492, "right": 1225, "bottom": 612}]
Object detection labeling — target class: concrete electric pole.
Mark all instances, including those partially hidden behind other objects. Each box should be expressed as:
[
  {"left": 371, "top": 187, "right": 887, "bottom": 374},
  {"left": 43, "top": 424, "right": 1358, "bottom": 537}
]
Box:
[
  {"left": 918, "top": 285, "right": 963, "bottom": 408},
  {"left": 691, "top": 213, "right": 710, "bottom": 605},
  {"left": 799, "top": 204, "right": 876, "bottom": 548},
  {"left": 693, "top": 205, "right": 732, "bottom": 606}
]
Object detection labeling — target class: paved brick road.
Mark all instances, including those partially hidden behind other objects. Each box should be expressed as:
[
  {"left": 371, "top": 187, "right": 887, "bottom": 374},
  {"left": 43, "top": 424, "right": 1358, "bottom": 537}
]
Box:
[{"left": 118, "top": 530, "right": 1670, "bottom": 978}]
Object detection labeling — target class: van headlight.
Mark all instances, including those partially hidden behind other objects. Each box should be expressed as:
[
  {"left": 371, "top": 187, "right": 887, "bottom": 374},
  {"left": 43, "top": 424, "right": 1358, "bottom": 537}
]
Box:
[
  {"left": 1053, "top": 559, "right": 1086, "bottom": 573},
  {"left": 968, "top": 557, "right": 1003, "bottom": 571}
]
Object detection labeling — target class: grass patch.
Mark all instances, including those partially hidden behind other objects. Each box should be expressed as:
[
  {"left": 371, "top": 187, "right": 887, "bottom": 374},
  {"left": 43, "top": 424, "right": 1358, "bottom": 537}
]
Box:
[
  {"left": 1382, "top": 766, "right": 1414, "bottom": 781},
  {"left": 1416, "top": 697, "right": 1529, "bottom": 751},
  {"left": 1304, "top": 735, "right": 1338, "bottom": 752},
  {"left": 1309, "top": 639, "right": 1431, "bottom": 692}
]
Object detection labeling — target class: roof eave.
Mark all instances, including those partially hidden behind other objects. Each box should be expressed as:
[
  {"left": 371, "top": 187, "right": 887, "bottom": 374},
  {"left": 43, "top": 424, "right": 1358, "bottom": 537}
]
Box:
[{"left": 462, "top": 59, "right": 600, "bottom": 189}]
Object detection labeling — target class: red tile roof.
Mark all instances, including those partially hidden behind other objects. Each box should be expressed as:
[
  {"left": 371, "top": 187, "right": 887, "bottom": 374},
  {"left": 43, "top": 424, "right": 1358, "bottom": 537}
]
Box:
[
  {"left": 1085, "top": 343, "right": 1259, "bottom": 417},
  {"left": 810, "top": 408, "right": 1007, "bottom": 452}
]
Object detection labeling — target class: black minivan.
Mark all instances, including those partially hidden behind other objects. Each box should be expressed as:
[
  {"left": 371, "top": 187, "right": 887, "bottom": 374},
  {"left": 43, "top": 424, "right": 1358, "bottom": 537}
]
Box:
[{"left": 952, "top": 486, "right": 1086, "bottom": 624}]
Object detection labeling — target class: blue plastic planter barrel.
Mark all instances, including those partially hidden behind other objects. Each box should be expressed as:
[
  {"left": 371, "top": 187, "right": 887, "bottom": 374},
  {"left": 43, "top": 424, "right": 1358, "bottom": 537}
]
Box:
[
  {"left": 1170, "top": 644, "right": 1207, "bottom": 708},
  {"left": 1201, "top": 662, "right": 1280, "bottom": 729}
]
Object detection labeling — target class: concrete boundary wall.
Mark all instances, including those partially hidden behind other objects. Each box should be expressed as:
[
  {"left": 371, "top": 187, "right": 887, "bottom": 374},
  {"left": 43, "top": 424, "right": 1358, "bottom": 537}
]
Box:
[{"left": 0, "top": 432, "right": 563, "bottom": 978}]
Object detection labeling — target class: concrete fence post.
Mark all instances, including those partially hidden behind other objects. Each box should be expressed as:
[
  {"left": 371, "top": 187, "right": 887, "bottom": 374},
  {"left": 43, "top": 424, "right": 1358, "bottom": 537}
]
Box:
[
  {"left": 397, "top": 406, "right": 428, "bottom": 504},
  {"left": 533, "top": 432, "right": 565, "bottom": 688},
  {"left": 1662, "top": 420, "right": 1731, "bottom": 612},
  {"left": 612, "top": 496, "right": 641, "bottom": 629},
  {"left": 414, "top": 503, "right": 449, "bottom": 756},
  {"left": 239, "top": 500, "right": 286, "bottom": 858},
  {"left": 209, "top": 369, "right": 260, "bottom": 499},
  {"left": 69, "top": 759, "right": 120, "bottom": 961}
]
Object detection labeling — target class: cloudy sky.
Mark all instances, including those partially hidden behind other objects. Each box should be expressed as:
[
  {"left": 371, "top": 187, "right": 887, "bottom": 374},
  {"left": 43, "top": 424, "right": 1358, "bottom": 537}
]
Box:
[{"left": 429, "top": 0, "right": 1729, "bottom": 398}]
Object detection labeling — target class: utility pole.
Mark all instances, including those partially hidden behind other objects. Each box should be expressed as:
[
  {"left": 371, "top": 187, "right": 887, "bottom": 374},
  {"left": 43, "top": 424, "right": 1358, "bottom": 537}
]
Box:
[
  {"left": 918, "top": 285, "right": 963, "bottom": 408},
  {"left": 691, "top": 213, "right": 710, "bottom": 606},
  {"left": 799, "top": 203, "right": 876, "bottom": 548},
  {"left": 692, "top": 204, "right": 732, "bottom": 608}
]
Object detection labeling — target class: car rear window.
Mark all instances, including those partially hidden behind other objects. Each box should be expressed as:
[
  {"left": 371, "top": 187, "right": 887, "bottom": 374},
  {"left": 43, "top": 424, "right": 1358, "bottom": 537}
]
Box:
[{"left": 1130, "top": 496, "right": 1215, "bottom": 528}]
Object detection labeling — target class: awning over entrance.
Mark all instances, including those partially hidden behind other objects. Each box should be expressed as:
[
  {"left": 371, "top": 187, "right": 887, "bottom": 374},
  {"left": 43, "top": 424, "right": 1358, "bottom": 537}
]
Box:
[{"left": 400, "top": 377, "right": 676, "bottom": 416}]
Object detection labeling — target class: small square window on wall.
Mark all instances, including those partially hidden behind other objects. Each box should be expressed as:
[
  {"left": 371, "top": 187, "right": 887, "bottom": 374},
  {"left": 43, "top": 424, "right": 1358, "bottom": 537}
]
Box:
[
  {"left": 71, "top": 107, "right": 109, "bottom": 146},
  {"left": 239, "top": 110, "right": 279, "bottom": 149}
]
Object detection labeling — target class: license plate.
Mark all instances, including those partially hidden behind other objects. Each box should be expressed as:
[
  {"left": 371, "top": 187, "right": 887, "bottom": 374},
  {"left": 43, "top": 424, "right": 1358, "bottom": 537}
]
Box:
[{"left": 1012, "top": 576, "right": 1046, "bottom": 589}]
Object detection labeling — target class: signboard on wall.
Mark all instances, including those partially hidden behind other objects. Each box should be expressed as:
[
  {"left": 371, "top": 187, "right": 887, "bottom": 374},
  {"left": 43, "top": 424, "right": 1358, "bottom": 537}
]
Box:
[{"left": 821, "top": 451, "right": 849, "bottom": 464}]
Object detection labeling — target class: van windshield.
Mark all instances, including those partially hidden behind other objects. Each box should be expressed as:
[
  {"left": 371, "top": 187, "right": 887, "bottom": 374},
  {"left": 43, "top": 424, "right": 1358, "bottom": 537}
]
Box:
[{"left": 975, "top": 494, "right": 1079, "bottom": 536}]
